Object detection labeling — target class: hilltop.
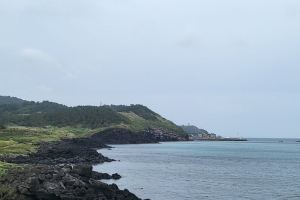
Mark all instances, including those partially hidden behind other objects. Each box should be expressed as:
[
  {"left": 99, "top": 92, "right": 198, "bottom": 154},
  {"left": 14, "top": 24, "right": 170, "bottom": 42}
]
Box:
[
  {"left": 0, "top": 96, "right": 187, "bottom": 153},
  {"left": 0, "top": 96, "right": 184, "bottom": 134},
  {"left": 180, "top": 125, "right": 208, "bottom": 134},
  {"left": 0, "top": 96, "right": 27, "bottom": 105}
]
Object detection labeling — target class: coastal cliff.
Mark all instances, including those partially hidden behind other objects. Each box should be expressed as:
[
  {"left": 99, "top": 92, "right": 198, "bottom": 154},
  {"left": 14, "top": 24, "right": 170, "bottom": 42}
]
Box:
[{"left": 92, "top": 127, "right": 188, "bottom": 144}]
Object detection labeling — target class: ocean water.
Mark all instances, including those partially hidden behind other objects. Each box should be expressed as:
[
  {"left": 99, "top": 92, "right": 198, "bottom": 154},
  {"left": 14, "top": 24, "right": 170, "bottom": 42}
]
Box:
[{"left": 94, "top": 139, "right": 300, "bottom": 200}]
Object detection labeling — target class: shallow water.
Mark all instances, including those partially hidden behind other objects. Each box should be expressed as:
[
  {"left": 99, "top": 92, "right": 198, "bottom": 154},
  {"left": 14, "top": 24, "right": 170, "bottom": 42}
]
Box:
[{"left": 94, "top": 138, "right": 300, "bottom": 200}]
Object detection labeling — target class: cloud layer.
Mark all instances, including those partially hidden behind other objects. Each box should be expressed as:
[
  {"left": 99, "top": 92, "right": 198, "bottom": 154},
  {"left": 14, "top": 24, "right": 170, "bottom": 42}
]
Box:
[{"left": 1, "top": 0, "right": 300, "bottom": 137}]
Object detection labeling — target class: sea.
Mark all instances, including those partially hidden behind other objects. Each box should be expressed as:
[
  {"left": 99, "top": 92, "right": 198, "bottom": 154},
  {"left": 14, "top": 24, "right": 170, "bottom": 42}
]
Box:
[{"left": 94, "top": 138, "right": 300, "bottom": 200}]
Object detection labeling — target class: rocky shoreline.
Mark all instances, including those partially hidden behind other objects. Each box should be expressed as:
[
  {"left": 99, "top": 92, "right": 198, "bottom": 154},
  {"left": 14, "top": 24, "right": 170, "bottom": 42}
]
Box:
[
  {"left": 0, "top": 128, "right": 186, "bottom": 199},
  {"left": 0, "top": 129, "right": 154, "bottom": 200},
  {"left": 91, "top": 128, "right": 188, "bottom": 144},
  {"left": 0, "top": 163, "right": 140, "bottom": 200}
]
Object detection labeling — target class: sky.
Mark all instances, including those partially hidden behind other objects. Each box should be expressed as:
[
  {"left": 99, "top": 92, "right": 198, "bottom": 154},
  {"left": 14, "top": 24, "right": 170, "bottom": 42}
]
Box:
[{"left": 1, "top": 0, "right": 300, "bottom": 138}]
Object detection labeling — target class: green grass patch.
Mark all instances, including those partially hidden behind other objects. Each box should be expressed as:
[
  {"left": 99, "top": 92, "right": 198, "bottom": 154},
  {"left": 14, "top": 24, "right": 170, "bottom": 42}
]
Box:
[
  {"left": 0, "top": 161, "right": 22, "bottom": 177},
  {"left": 0, "top": 116, "right": 186, "bottom": 155},
  {"left": 0, "top": 125, "right": 92, "bottom": 154},
  {"left": 119, "top": 112, "right": 186, "bottom": 136},
  {"left": 0, "top": 161, "right": 19, "bottom": 200},
  {"left": 0, "top": 183, "right": 16, "bottom": 200}
]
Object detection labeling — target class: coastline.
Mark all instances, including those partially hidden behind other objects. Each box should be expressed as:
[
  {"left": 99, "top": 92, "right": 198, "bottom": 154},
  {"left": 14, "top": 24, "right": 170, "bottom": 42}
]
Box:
[
  {"left": 0, "top": 133, "right": 148, "bottom": 200},
  {"left": 196, "top": 138, "right": 248, "bottom": 141},
  {"left": 0, "top": 128, "right": 186, "bottom": 200}
]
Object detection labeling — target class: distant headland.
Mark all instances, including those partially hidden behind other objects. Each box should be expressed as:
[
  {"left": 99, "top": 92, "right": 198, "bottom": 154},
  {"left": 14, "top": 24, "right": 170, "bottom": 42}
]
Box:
[{"left": 180, "top": 124, "right": 247, "bottom": 141}]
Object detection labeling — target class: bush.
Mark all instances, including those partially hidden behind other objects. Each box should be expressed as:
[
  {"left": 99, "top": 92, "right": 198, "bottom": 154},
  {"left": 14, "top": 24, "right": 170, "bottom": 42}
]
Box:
[
  {"left": 0, "top": 124, "right": 5, "bottom": 129},
  {"left": 0, "top": 183, "right": 16, "bottom": 200}
]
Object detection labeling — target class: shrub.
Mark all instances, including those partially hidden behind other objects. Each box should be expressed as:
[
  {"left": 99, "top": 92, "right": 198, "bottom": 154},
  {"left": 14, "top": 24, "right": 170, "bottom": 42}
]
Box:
[
  {"left": 0, "top": 124, "right": 5, "bottom": 129},
  {"left": 0, "top": 183, "right": 16, "bottom": 200}
]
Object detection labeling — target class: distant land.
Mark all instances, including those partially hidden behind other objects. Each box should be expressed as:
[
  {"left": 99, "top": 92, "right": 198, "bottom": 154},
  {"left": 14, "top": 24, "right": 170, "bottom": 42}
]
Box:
[
  {"left": 181, "top": 124, "right": 247, "bottom": 141},
  {"left": 180, "top": 125, "right": 209, "bottom": 134}
]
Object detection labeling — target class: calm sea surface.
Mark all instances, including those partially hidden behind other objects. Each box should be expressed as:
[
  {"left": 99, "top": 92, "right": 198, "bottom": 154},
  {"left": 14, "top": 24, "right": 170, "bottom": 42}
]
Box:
[{"left": 94, "top": 138, "right": 300, "bottom": 200}]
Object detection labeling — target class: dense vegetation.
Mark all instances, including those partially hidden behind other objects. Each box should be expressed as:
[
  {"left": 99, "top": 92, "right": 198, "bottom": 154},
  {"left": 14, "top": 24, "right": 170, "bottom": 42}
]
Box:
[
  {"left": 0, "top": 96, "right": 26, "bottom": 105},
  {"left": 0, "top": 101, "right": 67, "bottom": 117},
  {"left": 0, "top": 106, "right": 129, "bottom": 129},
  {"left": 0, "top": 96, "right": 184, "bottom": 134},
  {"left": 106, "top": 104, "right": 158, "bottom": 120}
]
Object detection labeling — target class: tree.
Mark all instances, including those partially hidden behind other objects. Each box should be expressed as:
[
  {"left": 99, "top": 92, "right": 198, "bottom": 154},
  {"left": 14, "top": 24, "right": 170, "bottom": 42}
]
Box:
[{"left": 0, "top": 124, "right": 6, "bottom": 129}]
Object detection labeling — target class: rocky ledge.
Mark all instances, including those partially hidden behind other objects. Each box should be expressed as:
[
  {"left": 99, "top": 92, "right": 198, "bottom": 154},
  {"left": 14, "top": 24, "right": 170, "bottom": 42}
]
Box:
[
  {"left": 0, "top": 137, "right": 114, "bottom": 165},
  {"left": 91, "top": 127, "right": 187, "bottom": 144},
  {"left": 0, "top": 163, "right": 141, "bottom": 200}
]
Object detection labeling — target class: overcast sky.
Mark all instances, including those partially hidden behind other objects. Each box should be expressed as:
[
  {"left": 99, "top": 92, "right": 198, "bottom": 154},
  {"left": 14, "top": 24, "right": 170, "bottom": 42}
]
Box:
[{"left": 1, "top": 0, "right": 300, "bottom": 138}]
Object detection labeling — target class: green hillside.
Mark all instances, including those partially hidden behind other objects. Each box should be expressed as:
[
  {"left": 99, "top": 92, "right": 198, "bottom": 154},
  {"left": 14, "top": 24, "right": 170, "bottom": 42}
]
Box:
[
  {"left": 0, "top": 96, "right": 186, "bottom": 153},
  {"left": 0, "top": 98, "right": 184, "bottom": 134},
  {"left": 0, "top": 101, "right": 67, "bottom": 117},
  {"left": 0, "top": 96, "right": 26, "bottom": 105}
]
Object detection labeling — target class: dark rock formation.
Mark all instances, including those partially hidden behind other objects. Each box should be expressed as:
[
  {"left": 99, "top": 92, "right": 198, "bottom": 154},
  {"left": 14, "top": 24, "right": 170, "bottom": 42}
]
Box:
[
  {"left": 92, "top": 171, "right": 122, "bottom": 180},
  {"left": 0, "top": 137, "right": 114, "bottom": 165},
  {"left": 0, "top": 163, "right": 141, "bottom": 200},
  {"left": 92, "top": 127, "right": 186, "bottom": 144},
  {"left": 0, "top": 127, "right": 184, "bottom": 200}
]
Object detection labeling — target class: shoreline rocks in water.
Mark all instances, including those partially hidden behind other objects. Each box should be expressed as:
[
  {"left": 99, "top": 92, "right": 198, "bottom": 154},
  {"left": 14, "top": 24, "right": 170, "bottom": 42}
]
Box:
[
  {"left": 0, "top": 127, "right": 183, "bottom": 199},
  {"left": 0, "top": 130, "right": 150, "bottom": 199},
  {"left": 0, "top": 163, "right": 141, "bottom": 200},
  {"left": 0, "top": 137, "right": 115, "bottom": 165},
  {"left": 91, "top": 127, "right": 187, "bottom": 144}
]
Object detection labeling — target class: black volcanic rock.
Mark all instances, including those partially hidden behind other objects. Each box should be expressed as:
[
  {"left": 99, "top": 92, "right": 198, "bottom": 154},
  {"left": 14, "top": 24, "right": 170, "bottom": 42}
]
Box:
[
  {"left": 0, "top": 137, "right": 114, "bottom": 165},
  {"left": 92, "top": 127, "right": 186, "bottom": 144},
  {"left": 0, "top": 127, "right": 183, "bottom": 200},
  {"left": 0, "top": 163, "right": 140, "bottom": 200}
]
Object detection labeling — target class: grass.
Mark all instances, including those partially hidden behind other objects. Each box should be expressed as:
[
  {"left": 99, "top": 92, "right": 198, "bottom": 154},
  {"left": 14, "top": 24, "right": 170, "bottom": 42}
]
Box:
[
  {"left": 0, "top": 116, "right": 185, "bottom": 199},
  {"left": 0, "top": 125, "right": 93, "bottom": 154},
  {"left": 0, "top": 161, "right": 22, "bottom": 177},
  {"left": 119, "top": 112, "right": 186, "bottom": 136},
  {"left": 0, "top": 183, "right": 16, "bottom": 200},
  {"left": 0, "top": 161, "right": 19, "bottom": 200},
  {"left": 0, "top": 115, "right": 186, "bottom": 154}
]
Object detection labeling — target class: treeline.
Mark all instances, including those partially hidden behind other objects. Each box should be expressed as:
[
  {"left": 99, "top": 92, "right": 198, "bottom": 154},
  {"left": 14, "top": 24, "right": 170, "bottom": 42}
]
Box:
[
  {"left": 0, "top": 96, "right": 26, "bottom": 105},
  {"left": 107, "top": 104, "right": 158, "bottom": 120},
  {"left": 0, "top": 101, "right": 67, "bottom": 116},
  {"left": 0, "top": 96, "right": 169, "bottom": 130},
  {"left": 0, "top": 106, "right": 129, "bottom": 129}
]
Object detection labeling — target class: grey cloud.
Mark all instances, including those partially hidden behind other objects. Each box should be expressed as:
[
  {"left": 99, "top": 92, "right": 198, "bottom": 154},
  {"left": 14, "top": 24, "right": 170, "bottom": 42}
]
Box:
[
  {"left": 19, "top": 48, "right": 76, "bottom": 81},
  {"left": 1, "top": 0, "right": 300, "bottom": 137},
  {"left": 20, "top": 48, "right": 57, "bottom": 69}
]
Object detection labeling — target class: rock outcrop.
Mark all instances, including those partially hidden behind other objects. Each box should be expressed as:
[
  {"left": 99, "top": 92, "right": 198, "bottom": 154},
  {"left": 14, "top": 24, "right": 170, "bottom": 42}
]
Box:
[
  {"left": 0, "top": 163, "right": 141, "bottom": 200},
  {"left": 0, "top": 137, "right": 114, "bottom": 165},
  {"left": 92, "top": 127, "right": 187, "bottom": 144},
  {"left": 0, "top": 127, "right": 183, "bottom": 200}
]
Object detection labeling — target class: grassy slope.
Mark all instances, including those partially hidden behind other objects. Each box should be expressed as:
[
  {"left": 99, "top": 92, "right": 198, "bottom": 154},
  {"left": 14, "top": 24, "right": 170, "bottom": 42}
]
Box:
[
  {"left": 0, "top": 112, "right": 186, "bottom": 154},
  {"left": 0, "top": 98, "right": 187, "bottom": 194},
  {"left": 119, "top": 112, "right": 186, "bottom": 137},
  {"left": 0, "top": 99, "right": 186, "bottom": 153},
  {"left": 0, "top": 125, "right": 92, "bottom": 154}
]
